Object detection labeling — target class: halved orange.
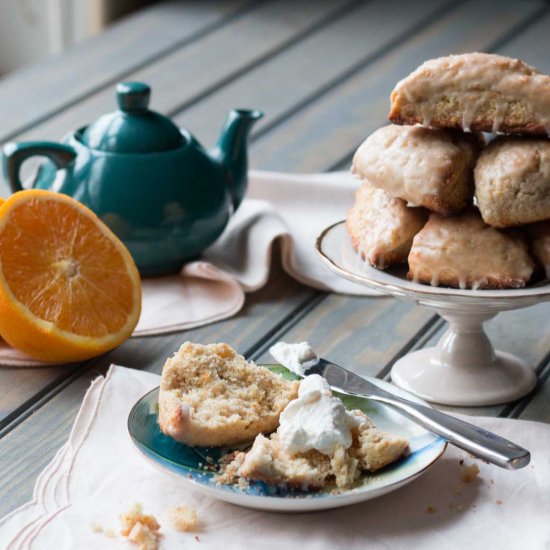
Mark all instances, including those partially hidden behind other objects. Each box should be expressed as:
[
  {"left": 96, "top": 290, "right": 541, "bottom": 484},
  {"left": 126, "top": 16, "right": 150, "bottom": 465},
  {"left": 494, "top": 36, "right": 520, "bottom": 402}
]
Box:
[{"left": 0, "top": 190, "right": 141, "bottom": 363}]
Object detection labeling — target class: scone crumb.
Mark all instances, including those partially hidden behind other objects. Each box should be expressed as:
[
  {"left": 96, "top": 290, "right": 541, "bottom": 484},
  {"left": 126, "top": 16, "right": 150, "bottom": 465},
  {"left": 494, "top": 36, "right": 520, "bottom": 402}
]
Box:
[
  {"left": 195, "top": 535, "right": 201, "bottom": 542},
  {"left": 461, "top": 463, "right": 480, "bottom": 483},
  {"left": 120, "top": 503, "right": 160, "bottom": 536},
  {"left": 128, "top": 522, "right": 160, "bottom": 550},
  {"left": 496, "top": 499, "right": 503, "bottom": 505},
  {"left": 90, "top": 522, "right": 103, "bottom": 533},
  {"left": 167, "top": 505, "right": 199, "bottom": 532},
  {"left": 452, "top": 484, "right": 463, "bottom": 496},
  {"left": 236, "top": 477, "right": 250, "bottom": 490},
  {"left": 120, "top": 503, "right": 161, "bottom": 550},
  {"left": 105, "top": 528, "right": 116, "bottom": 538},
  {"left": 426, "top": 505, "right": 436, "bottom": 514}
]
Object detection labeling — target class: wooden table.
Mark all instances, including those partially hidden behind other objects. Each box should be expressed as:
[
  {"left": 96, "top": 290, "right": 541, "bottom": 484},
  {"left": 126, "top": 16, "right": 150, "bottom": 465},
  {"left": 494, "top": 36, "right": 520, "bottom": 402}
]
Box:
[{"left": 0, "top": 0, "right": 549, "bottom": 518}]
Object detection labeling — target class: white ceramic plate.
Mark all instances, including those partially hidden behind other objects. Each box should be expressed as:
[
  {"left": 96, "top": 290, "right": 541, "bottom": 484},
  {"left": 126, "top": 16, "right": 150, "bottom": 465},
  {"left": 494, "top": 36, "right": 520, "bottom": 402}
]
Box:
[
  {"left": 128, "top": 365, "right": 446, "bottom": 512},
  {"left": 315, "top": 221, "right": 550, "bottom": 406},
  {"left": 316, "top": 221, "right": 550, "bottom": 310}
]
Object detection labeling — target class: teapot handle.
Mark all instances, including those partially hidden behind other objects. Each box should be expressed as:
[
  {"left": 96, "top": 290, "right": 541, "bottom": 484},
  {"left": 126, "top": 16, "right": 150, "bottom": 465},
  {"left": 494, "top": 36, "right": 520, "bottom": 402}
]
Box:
[{"left": 2, "top": 142, "right": 77, "bottom": 193}]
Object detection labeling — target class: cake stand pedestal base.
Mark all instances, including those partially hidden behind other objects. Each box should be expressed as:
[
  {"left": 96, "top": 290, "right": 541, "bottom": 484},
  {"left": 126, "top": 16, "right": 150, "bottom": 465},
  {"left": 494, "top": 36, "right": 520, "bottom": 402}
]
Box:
[
  {"left": 391, "top": 309, "right": 537, "bottom": 406},
  {"left": 316, "top": 221, "right": 550, "bottom": 408}
]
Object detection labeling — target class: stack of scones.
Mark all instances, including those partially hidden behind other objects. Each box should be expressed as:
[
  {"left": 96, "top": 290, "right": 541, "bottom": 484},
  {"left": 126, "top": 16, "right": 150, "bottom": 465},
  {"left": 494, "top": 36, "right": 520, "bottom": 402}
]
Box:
[{"left": 347, "top": 52, "right": 550, "bottom": 290}]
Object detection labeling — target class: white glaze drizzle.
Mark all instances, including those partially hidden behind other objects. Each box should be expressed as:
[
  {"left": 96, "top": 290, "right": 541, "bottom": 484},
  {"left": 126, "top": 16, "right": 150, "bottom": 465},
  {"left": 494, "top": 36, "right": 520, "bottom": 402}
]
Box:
[{"left": 393, "top": 53, "right": 550, "bottom": 135}]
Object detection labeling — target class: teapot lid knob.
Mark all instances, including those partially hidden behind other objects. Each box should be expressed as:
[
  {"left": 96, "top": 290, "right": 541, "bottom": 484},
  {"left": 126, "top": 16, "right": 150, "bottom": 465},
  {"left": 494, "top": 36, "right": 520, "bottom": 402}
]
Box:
[
  {"left": 81, "top": 81, "right": 184, "bottom": 153},
  {"left": 117, "top": 82, "right": 150, "bottom": 112}
]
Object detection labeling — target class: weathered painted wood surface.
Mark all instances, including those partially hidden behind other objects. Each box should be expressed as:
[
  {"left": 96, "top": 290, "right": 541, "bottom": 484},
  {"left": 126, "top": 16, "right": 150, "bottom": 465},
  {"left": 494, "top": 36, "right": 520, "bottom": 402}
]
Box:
[
  {"left": 9, "top": 0, "right": 355, "bottom": 147},
  {"left": 0, "top": 0, "right": 358, "bottom": 426},
  {"left": 0, "top": 0, "right": 457, "bottom": 436},
  {"left": 0, "top": 0, "right": 549, "bottom": 518},
  {"left": 0, "top": 0, "right": 254, "bottom": 142},
  {"left": 250, "top": 0, "right": 545, "bottom": 172}
]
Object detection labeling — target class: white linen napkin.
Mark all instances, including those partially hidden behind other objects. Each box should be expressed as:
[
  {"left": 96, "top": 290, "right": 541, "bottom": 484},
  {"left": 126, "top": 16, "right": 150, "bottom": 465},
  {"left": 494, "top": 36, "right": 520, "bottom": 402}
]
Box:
[
  {"left": 0, "top": 170, "right": 377, "bottom": 367},
  {"left": 1, "top": 365, "right": 548, "bottom": 549}
]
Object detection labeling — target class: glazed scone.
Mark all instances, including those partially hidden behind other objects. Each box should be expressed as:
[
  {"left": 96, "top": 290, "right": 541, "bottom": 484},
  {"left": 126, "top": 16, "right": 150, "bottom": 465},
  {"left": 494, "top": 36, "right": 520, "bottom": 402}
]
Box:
[
  {"left": 352, "top": 125, "right": 480, "bottom": 216},
  {"left": 408, "top": 209, "right": 535, "bottom": 289},
  {"left": 389, "top": 53, "right": 550, "bottom": 135},
  {"left": 158, "top": 342, "right": 299, "bottom": 447},
  {"left": 475, "top": 138, "right": 550, "bottom": 227},
  {"left": 346, "top": 183, "right": 428, "bottom": 269},
  {"left": 524, "top": 220, "right": 550, "bottom": 277}
]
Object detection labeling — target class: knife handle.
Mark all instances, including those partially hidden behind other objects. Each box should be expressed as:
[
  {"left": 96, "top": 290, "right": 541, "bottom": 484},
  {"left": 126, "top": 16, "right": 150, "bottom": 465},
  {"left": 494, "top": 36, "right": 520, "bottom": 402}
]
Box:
[{"left": 375, "top": 395, "right": 530, "bottom": 469}]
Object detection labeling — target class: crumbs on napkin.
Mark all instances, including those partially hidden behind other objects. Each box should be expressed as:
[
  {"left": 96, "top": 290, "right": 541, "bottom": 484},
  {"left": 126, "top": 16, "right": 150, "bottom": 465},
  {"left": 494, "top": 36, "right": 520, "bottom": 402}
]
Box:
[
  {"left": 89, "top": 522, "right": 116, "bottom": 538},
  {"left": 120, "top": 502, "right": 161, "bottom": 550},
  {"left": 90, "top": 522, "right": 103, "bottom": 533},
  {"left": 91, "top": 502, "right": 203, "bottom": 548},
  {"left": 167, "top": 505, "right": 200, "bottom": 532},
  {"left": 461, "top": 463, "right": 480, "bottom": 483},
  {"left": 442, "top": 458, "right": 483, "bottom": 513}
]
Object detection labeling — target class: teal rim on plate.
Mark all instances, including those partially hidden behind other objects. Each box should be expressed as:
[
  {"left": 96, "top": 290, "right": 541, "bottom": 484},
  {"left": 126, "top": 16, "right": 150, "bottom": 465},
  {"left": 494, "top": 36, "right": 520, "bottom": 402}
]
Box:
[{"left": 128, "top": 365, "right": 447, "bottom": 511}]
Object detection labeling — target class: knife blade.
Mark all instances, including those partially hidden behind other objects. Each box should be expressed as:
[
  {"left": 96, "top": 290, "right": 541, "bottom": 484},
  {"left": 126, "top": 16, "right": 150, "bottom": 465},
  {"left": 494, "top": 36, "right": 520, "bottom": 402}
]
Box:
[{"left": 303, "top": 357, "right": 530, "bottom": 470}]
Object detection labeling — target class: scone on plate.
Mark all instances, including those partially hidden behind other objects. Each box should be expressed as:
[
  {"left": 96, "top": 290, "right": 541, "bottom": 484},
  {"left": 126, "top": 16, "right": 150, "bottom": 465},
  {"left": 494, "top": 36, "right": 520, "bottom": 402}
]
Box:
[
  {"left": 220, "top": 411, "right": 408, "bottom": 490},
  {"left": 475, "top": 138, "right": 550, "bottom": 228},
  {"left": 346, "top": 183, "right": 428, "bottom": 269},
  {"left": 524, "top": 220, "right": 550, "bottom": 278},
  {"left": 352, "top": 125, "right": 480, "bottom": 216},
  {"left": 408, "top": 209, "right": 534, "bottom": 289},
  {"left": 221, "top": 434, "right": 342, "bottom": 490},
  {"left": 389, "top": 53, "right": 550, "bottom": 135},
  {"left": 158, "top": 342, "right": 299, "bottom": 447}
]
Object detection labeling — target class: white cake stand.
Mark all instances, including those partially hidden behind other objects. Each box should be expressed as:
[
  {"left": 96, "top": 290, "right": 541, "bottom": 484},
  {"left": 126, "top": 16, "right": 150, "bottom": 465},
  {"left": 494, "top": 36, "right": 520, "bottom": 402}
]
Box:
[{"left": 316, "top": 221, "right": 550, "bottom": 407}]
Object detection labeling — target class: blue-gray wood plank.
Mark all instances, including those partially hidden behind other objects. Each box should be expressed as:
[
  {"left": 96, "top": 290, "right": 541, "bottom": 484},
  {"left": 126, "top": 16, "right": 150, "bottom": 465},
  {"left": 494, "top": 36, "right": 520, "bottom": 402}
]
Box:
[
  {"left": 0, "top": 0, "right": 254, "bottom": 142},
  {"left": 0, "top": 0, "right": 548, "bottom": 519},
  {"left": 0, "top": 0, "right": 452, "bottom": 433}
]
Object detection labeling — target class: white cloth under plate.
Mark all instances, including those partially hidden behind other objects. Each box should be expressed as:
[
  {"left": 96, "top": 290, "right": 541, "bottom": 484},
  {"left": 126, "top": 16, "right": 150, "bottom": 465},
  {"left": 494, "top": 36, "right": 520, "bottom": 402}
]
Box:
[
  {"left": 0, "top": 170, "right": 378, "bottom": 367},
  {"left": 1, "top": 365, "right": 548, "bottom": 549}
]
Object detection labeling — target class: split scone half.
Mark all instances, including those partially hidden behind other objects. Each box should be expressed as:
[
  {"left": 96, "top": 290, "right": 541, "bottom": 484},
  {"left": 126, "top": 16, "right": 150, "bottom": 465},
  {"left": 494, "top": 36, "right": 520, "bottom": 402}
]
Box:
[
  {"left": 389, "top": 53, "right": 550, "bottom": 135},
  {"left": 158, "top": 342, "right": 299, "bottom": 447},
  {"left": 352, "top": 125, "right": 480, "bottom": 216},
  {"left": 408, "top": 209, "right": 535, "bottom": 289},
  {"left": 524, "top": 220, "right": 550, "bottom": 278},
  {"left": 346, "top": 183, "right": 428, "bottom": 269},
  {"left": 219, "top": 411, "right": 409, "bottom": 490},
  {"left": 475, "top": 138, "right": 550, "bottom": 228}
]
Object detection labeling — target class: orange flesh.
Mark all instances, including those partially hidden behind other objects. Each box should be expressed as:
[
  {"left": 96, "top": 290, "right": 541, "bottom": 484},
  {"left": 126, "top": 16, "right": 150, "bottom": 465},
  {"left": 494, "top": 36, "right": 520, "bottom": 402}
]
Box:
[{"left": 0, "top": 198, "right": 136, "bottom": 338}]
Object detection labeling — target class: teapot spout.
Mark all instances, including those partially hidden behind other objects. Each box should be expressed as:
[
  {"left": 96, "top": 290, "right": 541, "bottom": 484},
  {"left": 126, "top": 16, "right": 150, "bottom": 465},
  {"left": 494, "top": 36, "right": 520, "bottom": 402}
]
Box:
[{"left": 211, "top": 109, "right": 263, "bottom": 210}]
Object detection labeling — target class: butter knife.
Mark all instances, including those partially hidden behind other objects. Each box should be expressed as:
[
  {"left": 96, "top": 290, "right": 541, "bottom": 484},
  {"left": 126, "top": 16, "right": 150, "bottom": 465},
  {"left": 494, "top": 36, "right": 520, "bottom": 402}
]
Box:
[{"left": 301, "top": 356, "right": 530, "bottom": 470}]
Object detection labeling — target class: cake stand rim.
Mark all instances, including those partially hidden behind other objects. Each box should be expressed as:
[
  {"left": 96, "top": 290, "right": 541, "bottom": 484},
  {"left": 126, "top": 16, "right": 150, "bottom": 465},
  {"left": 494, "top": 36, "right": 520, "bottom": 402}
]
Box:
[{"left": 316, "top": 220, "right": 550, "bottom": 309}]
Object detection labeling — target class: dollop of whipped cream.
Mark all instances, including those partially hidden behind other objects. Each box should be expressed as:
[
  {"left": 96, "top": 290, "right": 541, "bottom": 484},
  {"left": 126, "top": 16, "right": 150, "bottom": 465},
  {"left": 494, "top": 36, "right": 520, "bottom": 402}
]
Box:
[
  {"left": 269, "top": 341, "right": 318, "bottom": 375},
  {"left": 278, "top": 374, "right": 359, "bottom": 456}
]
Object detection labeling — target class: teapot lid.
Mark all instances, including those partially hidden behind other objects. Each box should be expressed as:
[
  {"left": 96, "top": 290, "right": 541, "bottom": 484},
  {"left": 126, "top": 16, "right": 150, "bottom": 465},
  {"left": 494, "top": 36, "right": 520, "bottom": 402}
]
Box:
[{"left": 81, "top": 82, "right": 184, "bottom": 153}]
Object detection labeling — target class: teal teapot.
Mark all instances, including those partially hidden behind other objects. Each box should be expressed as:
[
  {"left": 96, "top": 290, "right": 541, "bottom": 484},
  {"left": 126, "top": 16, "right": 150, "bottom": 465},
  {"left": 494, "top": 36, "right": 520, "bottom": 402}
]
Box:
[{"left": 2, "top": 82, "right": 262, "bottom": 275}]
